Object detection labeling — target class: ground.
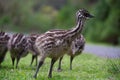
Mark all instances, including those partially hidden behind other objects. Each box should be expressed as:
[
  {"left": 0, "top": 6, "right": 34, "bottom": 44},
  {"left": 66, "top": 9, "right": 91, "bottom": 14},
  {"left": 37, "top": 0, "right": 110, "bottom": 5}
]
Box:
[
  {"left": 0, "top": 52, "right": 120, "bottom": 80},
  {"left": 84, "top": 43, "right": 120, "bottom": 58}
]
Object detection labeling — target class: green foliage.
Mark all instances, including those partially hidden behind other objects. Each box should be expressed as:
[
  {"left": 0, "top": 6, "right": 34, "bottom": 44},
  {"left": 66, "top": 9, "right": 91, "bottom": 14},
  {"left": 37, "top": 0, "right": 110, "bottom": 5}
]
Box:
[
  {"left": 56, "top": 6, "right": 76, "bottom": 29},
  {"left": 106, "top": 0, "right": 120, "bottom": 8},
  {"left": 0, "top": 0, "right": 57, "bottom": 33},
  {"left": 101, "top": 9, "right": 120, "bottom": 43},
  {"left": 0, "top": 0, "right": 120, "bottom": 44},
  {"left": 0, "top": 16, "right": 11, "bottom": 25},
  {"left": 95, "top": 0, "right": 110, "bottom": 21},
  {"left": 55, "top": 0, "right": 120, "bottom": 45},
  {"left": 21, "top": 13, "right": 55, "bottom": 32},
  {"left": 83, "top": 0, "right": 120, "bottom": 45}
]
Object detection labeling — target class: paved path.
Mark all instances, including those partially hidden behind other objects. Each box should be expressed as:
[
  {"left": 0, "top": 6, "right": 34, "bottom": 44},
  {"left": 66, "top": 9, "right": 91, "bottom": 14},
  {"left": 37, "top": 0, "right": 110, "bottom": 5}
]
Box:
[{"left": 83, "top": 44, "right": 120, "bottom": 58}]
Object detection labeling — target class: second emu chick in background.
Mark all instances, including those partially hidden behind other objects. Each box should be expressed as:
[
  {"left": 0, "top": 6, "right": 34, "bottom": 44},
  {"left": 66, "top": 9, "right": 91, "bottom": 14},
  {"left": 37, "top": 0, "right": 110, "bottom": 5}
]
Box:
[
  {"left": 8, "top": 33, "right": 29, "bottom": 68},
  {"left": 58, "top": 34, "right": 85, "bottom": 71},
  {"left": 27, "top": 33, "right": 40, "bottom": 66},
  {"left": 8, "top": 33, "right": 40, "bottom": 68}
]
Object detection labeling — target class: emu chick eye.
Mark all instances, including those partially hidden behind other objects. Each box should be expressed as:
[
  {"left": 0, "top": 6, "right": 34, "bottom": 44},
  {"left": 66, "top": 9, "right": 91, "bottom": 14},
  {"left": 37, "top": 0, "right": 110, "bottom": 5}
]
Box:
[{"left": 84, "top": 13, "right": 89, "bottom": 17}]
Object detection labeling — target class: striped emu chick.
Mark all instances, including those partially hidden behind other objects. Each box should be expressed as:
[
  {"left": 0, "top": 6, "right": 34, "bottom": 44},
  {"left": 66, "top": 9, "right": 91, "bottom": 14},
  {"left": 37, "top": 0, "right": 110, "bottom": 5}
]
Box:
[
  {"left": 34, "top": 9, "right": 94, "bottom": 78},
  {"left": 27, "top": 34, "right": 40, "bottom": 66},
  {"left": 8, "top": 33, "right": 29, "bottom": 68},
  {"left": 0, "top": 31, "right": 10, "bottom": 65},
  {"left": 58, "top": 34, "right": 85, "bottom": 71}
]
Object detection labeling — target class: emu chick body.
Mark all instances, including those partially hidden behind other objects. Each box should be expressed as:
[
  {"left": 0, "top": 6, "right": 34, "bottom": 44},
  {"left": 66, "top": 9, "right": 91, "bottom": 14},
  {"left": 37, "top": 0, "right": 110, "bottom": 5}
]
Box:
[{"left": 58, "top": 34, "right": 85, "bottom": 71}]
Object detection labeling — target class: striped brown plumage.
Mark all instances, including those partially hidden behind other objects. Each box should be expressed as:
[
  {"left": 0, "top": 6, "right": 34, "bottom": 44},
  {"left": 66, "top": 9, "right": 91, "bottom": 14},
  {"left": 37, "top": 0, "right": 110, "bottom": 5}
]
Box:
[
  {"left": 58, "top": 34, "right": 85, "bottom": 71},
  {"left": 0, "top": 31, "right": 10, "bottom": 65},
  {"left": 27, "top": 33, "right": 40, "bottom": 66},
  {"left": 8, "top": 33, "right": 29, "bottom": 68},
  {"left": 34, "top": 9, "right": 93, "bottom": 78}
]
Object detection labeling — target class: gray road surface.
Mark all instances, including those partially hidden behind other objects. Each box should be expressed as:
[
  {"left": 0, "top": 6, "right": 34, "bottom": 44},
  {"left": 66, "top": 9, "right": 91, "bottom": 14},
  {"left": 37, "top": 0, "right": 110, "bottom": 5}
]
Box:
[{"left": 83, "top": 44, "right": 120, "bottom": 58}]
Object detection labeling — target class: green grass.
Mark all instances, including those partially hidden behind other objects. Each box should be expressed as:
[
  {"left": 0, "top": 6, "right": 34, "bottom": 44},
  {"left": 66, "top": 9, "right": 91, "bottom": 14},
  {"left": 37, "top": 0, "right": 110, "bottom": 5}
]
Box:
[
  {"left": 0, "top": 52, "right": 120, "bottom": 80},
  {"left": 107, "top": 58, "right": 120, "bottom": 74}
]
